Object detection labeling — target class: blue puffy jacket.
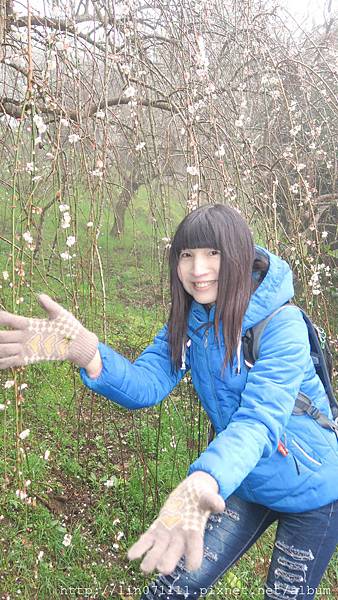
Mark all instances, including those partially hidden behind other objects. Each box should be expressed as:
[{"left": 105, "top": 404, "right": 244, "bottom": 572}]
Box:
[{"left": 81, "top": 247, "right": 338, "bottom": 512}]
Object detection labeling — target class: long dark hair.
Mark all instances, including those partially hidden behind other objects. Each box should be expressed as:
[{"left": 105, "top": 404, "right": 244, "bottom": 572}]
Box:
[{"left": 168, "top": 204, "right": 256, "bottom": 370}]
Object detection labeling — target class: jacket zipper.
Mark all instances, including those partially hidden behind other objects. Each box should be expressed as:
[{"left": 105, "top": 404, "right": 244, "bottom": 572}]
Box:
[
  {"left": 292, "top": 440, "right": 321, "bottom": 466},
  {"left": 204, "top": 330, "right": 223, "bottom": 430}
]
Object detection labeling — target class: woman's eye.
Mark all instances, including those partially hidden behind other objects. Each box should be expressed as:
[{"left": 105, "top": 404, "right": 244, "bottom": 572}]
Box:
[
  {"left": 210, "top": 250, "right": 220, "bottom": 256},
  {"left": 180, "top": 252, "right": 191, "bottom": 259}
]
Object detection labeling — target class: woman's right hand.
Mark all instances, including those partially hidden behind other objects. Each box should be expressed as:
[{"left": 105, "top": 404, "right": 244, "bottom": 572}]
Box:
[{"left": 0, "top": 294, "right": 99, "bottom": 370}]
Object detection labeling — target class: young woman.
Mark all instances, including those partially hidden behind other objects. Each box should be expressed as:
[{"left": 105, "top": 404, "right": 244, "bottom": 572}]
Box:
[{"left": 0, "top": 204, "right": 337, "bottom": 599}]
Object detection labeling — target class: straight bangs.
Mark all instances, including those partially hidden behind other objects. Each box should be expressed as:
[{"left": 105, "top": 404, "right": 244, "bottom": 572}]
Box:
[{"left": 170, "top": 209, "right": 221, "bottom": 258}]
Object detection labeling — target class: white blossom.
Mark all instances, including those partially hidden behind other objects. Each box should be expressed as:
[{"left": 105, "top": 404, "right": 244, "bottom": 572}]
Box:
[
  {"left": 186, "top": 166, "right": 199, "bottom": 176},
  {"left": 124, "top": 85, "right": 136, "bottom": 98},
  {"left": 215, "top": 144, "right": 225, "bottom": 158},
  {"left": 59, "top": 204, "right": 70, "bottom": 213},
  {"left": 321, "top": 231, "right": 328, "bottom": 239},
  {"left": 87, "top": 221, "right": 94, "bottom": 228},
  {"left": 33, "top": 114, "right": 47, "bottom": 134},
  {"left": 0, "top": 404, "right": 5, "bottom": 411},
  {"left": 16, "top": 489, "right": 28, "bottom": 500},
  {"left": 23, "top": 231, "right": 33, "bottom": 244},
  {"left": 26, "top": 162, "right": 34, "bottom": 173},
  {"left": 135, "top": 142, "right": 145, "bottom": 151},
  {"left": 60, "top": 118, "right": 69, "bottom": 127},
  {"left": 104, "top": 477, "right": 117, "bottom": 488},
  {"left": 4, "top": 380, "right": 14, "bottom": 389},
  {"left": 290, "top": 125, "right": 301, "bottom": 137},
  {"left": 68, "top": 134, "right": 80, "bottom": 144},
  {"left": 60, "top": 251, "right": 71, "bottom": 260},
  {"left": 2, "top": 271, "right": 9, "bottom": 281},
  {"left": 62, "top": 533, "right": 72, "bottom": 547},
  {"left": 44, "top": 449, "right": 50, "bottom": 461},
  {"left": 61, "top": 212, "right": 71, "bottom": 229},
  {"left": 296, "top": 163, "right": 306, "bottom": 172},
  {"left": 91, "top": 169, "right": 103, "bottom": 178},
  {"left": 66, "top": 236, "right": 76, "bottom": 247},
  {"left": 19, "top": 429, "right": 30, "bottom": 440},
  {"left": 37, "top": 551, "right": 44, "bottom": 562}
]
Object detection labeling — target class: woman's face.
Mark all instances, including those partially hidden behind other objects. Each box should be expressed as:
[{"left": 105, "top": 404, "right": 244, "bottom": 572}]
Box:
[{"left": 177, "top": 248, "right": 221, "bottom": 304}]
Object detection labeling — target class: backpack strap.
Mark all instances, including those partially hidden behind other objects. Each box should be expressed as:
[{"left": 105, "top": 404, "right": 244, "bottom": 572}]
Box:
[
  {"left": 243, "top": 304, "right": 338, "bottom": 437},
  {"left": 294, "top": 391, "right": 338, "bottom": 435},
  {"left": 243, "top": 303, "right": 292, "bottom": 368}
]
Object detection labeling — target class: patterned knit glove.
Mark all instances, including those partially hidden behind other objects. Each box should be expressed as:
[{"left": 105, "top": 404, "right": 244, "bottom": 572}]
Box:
[
  {"left": 0, "top": 294, "right": 98, "bottom": 369},
  {"left": 128, "top": 471, "right": 225, "bottom": 575}
]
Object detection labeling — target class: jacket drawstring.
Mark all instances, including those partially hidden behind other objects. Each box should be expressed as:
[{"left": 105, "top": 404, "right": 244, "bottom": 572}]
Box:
[
  {"left": 181, "top": 338, "right": 191, "bottom": 370},
  {"left": 236, "top": 338, "right": 242, "bottom": 375}
]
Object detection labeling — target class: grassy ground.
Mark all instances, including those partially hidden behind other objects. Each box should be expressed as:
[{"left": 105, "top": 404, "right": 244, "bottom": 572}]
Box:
[{"left": 0, "top": 192, "right": 337, "bottom": 599}]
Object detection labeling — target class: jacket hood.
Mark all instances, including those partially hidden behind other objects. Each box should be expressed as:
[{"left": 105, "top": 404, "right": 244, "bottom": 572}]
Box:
[{"left": 242, "top": 246, "right": 294, "bottom": 332}]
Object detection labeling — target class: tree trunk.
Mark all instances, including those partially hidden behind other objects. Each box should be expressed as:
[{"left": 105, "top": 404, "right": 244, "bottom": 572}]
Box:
[{"left": 110, "top": 170, "right": 142, "bottom": 237}]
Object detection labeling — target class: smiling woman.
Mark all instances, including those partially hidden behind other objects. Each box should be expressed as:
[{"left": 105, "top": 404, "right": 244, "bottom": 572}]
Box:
[
  {"left": 177, "top": 248, "right": 221, "bottom": 304},
  {"left": 0, "top": 203, "right": 337, "bottom": 600}
]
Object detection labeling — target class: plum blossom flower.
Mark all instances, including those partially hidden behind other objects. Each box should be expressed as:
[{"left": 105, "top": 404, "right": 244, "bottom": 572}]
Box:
[
  {"left": 59, "top": 204, "right": 70, "bottom": 213},
  {"left": 124, "top": 85, "right": 136, "bottom": 98},
  {"left": 23, "top": 231, "right": 33, "bottom": 244},
  {"left": 86, "top": 221, "right": 94, "bottom": 228},
  {"left": 215, "top": 144, "right": 225, "bottom": 158},
  {"left": 16, "top": 489, "right": 28, "bottom": 500},
  {"left": 186, "top": 166, "right": 199, "bottom": 176},
  {"left": 62, "top": 533, "right": 72, "bottom": 547},
  {"left": 19, "top": 429, "right": 30, "bottom": 440},
  {"left": 104, "top": 477, "right": 117, "bottom": 488},
  {"left": 2, "top": 271, "right": 9, "bottom": 281},
  {"left": 4, "top": 380, "right": 14, "bottom": 389},
  {"left": 0, "top": 404, "right": 5, "bottom": 411},
  {"left": 33, "top": 114, "right": 47, "bottom": 134},
  {"left": 44, "top": 449, "right": 50, "bottom": 460},
  {"left": 68, "top": 134, "right": 80, "bottom": 144},
  {"left": 60, "top": 118, "right": 69, "bottom": 127},
  {"left": 66, "top": 236, "right": 76, "bottom": 247},
  {"left": 61, "top": 212, "right": 71, "bottom": 229},
  {"left": 290, "top": 125, "right": 301, "bottom": 137},
  {"left": 91, "top": 169, "right": 103, "bottom": 178},
  {"left": 26, "top": 162, "right": 34, "bottom": 173},
  {"left": 135, "top": 142, "right": 145, "bottom": 151},
  {"left": 60, "top": 251, "right": 71, "bottom": 260}
]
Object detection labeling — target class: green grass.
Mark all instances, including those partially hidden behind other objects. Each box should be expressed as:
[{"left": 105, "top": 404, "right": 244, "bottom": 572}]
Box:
[{"left": 0, "top": 189, "right": 337, "bottom": 599}]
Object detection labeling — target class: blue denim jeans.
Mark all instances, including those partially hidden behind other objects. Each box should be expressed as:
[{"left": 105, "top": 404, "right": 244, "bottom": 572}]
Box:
[{"left": 140, "top": 495, "right": 338, "bottom": 600}]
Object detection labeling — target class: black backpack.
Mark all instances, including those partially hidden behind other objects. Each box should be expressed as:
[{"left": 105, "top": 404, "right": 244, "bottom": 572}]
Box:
[{"left": 242, "top": 304, "right": 338, "bottom": 435}]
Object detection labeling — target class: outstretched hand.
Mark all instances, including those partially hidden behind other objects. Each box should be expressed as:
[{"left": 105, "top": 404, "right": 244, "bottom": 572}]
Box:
[
  {"left": 0, "top": 294, "right": 98, "bottom": 369},
  {"left": 128, "top": 471, "right": 225, "bottom": 575}
]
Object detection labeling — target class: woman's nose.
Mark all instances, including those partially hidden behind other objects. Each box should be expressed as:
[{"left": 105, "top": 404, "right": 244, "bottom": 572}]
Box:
[{"left": 192, "top": 257, "right": 208, "bottom": 277}]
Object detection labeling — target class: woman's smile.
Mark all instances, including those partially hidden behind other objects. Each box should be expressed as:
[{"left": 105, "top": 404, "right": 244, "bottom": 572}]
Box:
[{"left": 177, "top": 248, "right": 220, "bottom": 303}]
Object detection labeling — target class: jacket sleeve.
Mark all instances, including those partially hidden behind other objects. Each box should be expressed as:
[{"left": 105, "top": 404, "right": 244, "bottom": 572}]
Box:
[
  {"left": 188, "top": 307, "right": 310, "bottom": 499},
  {"left": 80, "top": 325, "right": 189, "bottom": 409}
]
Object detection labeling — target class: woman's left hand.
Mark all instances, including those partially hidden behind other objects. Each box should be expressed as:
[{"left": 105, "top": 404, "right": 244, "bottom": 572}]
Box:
[{"left": 128, "top": 471, "right": 225, "bottom": 575}]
